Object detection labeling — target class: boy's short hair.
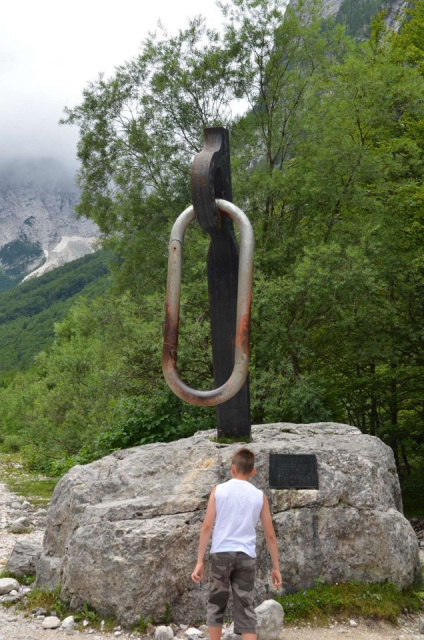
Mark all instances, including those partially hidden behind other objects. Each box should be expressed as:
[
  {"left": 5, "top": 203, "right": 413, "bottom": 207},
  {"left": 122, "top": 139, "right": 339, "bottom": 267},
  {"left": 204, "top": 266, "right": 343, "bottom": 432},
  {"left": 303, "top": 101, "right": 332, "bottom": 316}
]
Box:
[{"left": 232, "top": 448, "right": 255, "bottom": 474}]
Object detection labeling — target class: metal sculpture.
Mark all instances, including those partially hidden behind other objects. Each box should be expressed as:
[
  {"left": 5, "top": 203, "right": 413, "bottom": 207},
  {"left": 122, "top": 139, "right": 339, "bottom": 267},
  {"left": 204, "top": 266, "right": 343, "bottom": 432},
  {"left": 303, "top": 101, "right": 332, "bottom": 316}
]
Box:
[{"left": 163, "top": 127, "right": 253, "bottom": 439}]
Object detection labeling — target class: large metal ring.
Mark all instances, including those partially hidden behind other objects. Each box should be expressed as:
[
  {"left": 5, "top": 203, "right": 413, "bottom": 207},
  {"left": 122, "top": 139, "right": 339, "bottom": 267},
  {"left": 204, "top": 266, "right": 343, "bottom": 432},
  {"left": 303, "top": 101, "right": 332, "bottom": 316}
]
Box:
[{"left": 162, "top": 199, "right": 254, "bottom": 406}]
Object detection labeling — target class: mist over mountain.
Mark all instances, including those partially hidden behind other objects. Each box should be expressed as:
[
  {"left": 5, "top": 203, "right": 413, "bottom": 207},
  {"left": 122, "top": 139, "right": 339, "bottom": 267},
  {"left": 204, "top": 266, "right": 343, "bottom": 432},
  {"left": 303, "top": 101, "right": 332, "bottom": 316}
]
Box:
[
  {"left": 0, "top": 156, "right": 77, "bottom": 191},
  {"left": 0, "top": 157, "right": 98, "bottom": 288}
]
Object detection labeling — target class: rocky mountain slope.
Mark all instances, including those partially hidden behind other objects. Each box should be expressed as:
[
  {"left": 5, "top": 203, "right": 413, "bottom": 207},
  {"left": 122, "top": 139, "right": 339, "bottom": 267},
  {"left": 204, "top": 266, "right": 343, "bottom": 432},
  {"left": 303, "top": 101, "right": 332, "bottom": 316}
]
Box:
[
  {"left": 0, "top": 158, "right": 97, "bottom": 284},
  {"left": 289, "top": 0, "right": 408, "bottom": 38}
]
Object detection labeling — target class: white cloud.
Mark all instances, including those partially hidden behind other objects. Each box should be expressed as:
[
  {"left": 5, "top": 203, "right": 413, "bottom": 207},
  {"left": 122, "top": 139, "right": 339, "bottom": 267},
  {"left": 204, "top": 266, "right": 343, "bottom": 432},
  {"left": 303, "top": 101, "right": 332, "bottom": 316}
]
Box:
[{"left": 0, "top": 0, "right": 223, "bottom": 165}]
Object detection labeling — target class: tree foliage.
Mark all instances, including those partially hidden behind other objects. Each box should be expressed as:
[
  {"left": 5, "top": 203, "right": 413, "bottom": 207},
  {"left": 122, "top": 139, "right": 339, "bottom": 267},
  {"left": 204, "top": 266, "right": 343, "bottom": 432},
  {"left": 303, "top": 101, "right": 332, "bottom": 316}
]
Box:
[
  {"left": 1, "top": 0, "right": 424, "bottom": 511},
  {"left": 0, "top": 251, "right": 111, "bottom": 375},
  {"left": 0, "top": 293, "right": 215, "bottom": 472}
]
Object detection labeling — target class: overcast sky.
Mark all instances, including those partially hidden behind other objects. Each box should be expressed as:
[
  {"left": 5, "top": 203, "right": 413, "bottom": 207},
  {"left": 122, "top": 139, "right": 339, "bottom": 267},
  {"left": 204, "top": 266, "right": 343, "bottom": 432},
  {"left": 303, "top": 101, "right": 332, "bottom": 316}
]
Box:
[{"left": 0, "top": 0, "right": 223, "bottom": 169}]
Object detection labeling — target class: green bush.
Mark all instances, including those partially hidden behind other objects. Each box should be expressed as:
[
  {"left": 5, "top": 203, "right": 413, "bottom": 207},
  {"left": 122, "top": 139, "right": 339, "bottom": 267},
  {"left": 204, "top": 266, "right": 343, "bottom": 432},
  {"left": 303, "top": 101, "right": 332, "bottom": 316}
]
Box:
[
  {"left": 401, "top": 471, "right": 424, "bottom": 517},
  {"left": 1, "top": 434, "right": 23, "bottom": 453},
  {"left": 49, "top": 391, "right": 214, "bottom": 475}
]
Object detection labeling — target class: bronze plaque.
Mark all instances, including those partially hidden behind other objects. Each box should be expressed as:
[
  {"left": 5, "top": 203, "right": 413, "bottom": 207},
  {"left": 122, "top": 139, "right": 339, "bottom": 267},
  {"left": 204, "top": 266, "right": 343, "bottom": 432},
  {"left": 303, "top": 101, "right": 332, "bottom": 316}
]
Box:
[{"left": 269, "top": 454, "right": 318, "bottom": 489}]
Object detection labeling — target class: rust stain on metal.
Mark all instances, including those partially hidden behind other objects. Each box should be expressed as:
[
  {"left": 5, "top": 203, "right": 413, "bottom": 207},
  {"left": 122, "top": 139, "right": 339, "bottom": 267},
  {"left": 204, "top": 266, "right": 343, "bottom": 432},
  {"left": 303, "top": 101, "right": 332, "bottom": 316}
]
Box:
[{"left": 162, "top": 200, "right": 253, "bottom": 407}]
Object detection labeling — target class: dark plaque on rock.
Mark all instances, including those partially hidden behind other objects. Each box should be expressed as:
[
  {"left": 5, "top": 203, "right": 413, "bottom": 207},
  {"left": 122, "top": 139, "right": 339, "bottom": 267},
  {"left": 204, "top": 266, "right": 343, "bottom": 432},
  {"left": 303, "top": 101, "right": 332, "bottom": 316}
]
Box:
[{"left": 269, "top": 454, "right": 318, "bottom": 489}]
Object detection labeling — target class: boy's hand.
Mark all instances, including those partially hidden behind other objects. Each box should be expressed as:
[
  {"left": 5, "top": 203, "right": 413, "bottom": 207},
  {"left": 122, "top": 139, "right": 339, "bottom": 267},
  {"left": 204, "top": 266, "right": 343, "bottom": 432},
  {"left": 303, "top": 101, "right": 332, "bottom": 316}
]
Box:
[
  {"left": 271, "top": 568, "right": 282, "bottom": 588},
  {"left": 191, "top": 562, "right": 204, "bottom": 584}
]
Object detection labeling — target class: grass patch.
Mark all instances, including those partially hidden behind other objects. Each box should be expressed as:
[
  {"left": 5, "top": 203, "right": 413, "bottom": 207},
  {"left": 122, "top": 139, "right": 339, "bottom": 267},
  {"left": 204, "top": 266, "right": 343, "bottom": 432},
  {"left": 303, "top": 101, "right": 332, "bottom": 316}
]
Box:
[
  {"left": 209, "top": 436, "right": 252, "bottom": 445},
  {"left": 275, "top": 581, "right": 422, "bottom": 625},
  {"left": 132, "top": 613, "right": 156, "bottom": 634},
  {"left": 73, "top": 602, "right": 116, "bottom": 632},
  {"left": 0, "top": 570, "right": 35, "bottom": 585},
  {"left": 13, "top": 588, "right": 116, "bottom": 632},
  {"left": 22, "top": 587, "right": 68, "bottom": 618},
  {"left": 0, "top": 453, "right": 57, "bottom": 507},
  {"left": 4, "top": 477, "right": 57, "bottom": 507}
]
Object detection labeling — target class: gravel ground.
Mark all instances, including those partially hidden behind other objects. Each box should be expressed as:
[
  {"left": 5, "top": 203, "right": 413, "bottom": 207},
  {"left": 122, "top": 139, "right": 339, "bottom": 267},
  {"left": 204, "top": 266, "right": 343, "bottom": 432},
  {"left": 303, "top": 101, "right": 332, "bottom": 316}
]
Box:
[
  {"left": 0, "top": 477, "right": 43, "bottom": 568},
  {"left": 281, "top": 616, "right": 424, "bottom": 639},
  {"left": 0, "top": 461, "right": 422, "bottom": 640},
  {"left": 0, "top": 467, "right": 141, "bottom": 639},
  {"left": 0, "top": 607, "right": 422, "bottom": 640}
]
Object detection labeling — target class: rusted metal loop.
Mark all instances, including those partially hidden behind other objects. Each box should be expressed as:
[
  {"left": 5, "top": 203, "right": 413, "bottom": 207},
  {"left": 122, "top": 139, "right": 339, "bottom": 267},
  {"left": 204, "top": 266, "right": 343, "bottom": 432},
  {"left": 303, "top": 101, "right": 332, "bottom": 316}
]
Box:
[
  {"left": 191, "top": 127, "right": 232, "bottom": 231},
  {"left": 163, "top": 199, "right": 254, "bottom": 407}
]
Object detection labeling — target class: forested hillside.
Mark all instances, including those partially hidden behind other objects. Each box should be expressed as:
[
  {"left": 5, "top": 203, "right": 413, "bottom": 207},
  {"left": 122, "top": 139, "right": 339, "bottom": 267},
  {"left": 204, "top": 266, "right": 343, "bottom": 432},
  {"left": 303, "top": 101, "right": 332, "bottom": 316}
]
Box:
[
  {"left": 0, "top": 240, "right": 45, "bottom": 291},
  {"left": 335, "top": 0, "right": 403, "bottom": 37},
  {"left": 0, "top": 250, "right": 111, "bottom": 375},
  {"left": 290, "top": 0, "right": 408, "bottom": 39},
  {"left": 0, "top": 0, "right": 423, "bottom": 514}
]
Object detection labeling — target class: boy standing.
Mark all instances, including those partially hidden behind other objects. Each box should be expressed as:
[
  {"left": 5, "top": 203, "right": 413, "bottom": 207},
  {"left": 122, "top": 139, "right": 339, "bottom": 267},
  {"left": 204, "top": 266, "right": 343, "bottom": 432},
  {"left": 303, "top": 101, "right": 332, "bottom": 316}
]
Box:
[{"left": 191, "top": 448, "right": 282, "bottom": 640}]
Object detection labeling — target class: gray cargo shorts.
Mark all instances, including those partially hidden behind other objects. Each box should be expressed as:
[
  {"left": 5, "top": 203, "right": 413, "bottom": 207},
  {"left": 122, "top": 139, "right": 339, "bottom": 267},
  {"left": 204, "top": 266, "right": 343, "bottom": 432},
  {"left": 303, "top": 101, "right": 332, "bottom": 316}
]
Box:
[{"left": 207, "top": 551, "right": 257, "bottom": 635}]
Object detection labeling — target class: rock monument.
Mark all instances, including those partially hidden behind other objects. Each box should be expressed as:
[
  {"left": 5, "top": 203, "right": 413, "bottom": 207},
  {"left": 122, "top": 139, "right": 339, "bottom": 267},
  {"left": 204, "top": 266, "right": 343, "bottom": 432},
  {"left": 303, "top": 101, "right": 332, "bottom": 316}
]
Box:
[{"left": 36, "top": 422, "right": 420, "bottom": 627}]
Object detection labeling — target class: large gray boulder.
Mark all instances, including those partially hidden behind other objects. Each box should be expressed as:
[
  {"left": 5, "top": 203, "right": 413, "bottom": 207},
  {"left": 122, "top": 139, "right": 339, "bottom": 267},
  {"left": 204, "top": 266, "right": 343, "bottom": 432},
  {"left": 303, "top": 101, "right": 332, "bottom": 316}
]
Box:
[
  {"left": 35, "top": 423, "right": 420, "bottom": 627},
  {"left": 6, "top": 540, "right": 42, "bottom": 577}
]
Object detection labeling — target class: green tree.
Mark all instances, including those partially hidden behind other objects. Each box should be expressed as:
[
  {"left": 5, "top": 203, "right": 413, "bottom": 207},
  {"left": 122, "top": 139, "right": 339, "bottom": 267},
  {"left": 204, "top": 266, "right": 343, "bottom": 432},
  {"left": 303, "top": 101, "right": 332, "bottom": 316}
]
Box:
[
  {"left": 392, "top": 0, "right": 424, "bottom": 72},
  {"left": 0, "top": 293, "right": 216, "bottom": 472},
  {"left": 246, "top": 14, "right": 424, "bottom": 477},
  {"left": 2, "top": 0, "right": 423, "bottom": 516},
  {"left": 62, "top": 18, "right": 237, "bottom": 295}
]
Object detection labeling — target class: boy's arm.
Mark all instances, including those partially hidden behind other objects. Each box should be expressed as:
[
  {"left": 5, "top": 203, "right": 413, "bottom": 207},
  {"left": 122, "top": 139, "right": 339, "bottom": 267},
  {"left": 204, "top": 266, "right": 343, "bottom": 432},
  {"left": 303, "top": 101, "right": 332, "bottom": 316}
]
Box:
[
  {"left": 260, "top": 493, "right": 282, "bottom": 588},
  {"left": 191, "top": 487, "right": 216, "bottom": 584}
]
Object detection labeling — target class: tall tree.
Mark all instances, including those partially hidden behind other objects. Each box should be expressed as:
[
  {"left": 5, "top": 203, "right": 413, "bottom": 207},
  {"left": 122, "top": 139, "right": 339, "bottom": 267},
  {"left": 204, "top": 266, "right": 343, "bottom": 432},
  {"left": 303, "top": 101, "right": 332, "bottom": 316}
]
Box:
[
  {"left": 62, "top": 18, "right": 237, "bottom": 294},
  {"left": 2, "top": 0, "right": 422, "bottom": 507}
]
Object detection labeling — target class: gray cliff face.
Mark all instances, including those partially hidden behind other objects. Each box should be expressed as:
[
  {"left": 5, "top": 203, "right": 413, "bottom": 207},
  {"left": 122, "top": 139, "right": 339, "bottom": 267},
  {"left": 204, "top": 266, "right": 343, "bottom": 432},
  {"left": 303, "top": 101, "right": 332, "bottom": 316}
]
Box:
[
  {"left": 36, "top": 423, "right": 420, "bottom": 627},
  {"left": 289, "top": 0, "right": 408, "bottom": 37},
  {"left": 0, "top": 158, "right": 97, "bottom": 280}
]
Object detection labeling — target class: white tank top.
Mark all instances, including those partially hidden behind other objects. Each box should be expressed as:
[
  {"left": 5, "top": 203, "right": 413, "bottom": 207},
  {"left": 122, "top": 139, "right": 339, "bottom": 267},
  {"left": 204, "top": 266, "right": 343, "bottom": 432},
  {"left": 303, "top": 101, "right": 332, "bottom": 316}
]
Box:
[{"left": 211, "top": 478, "right": 264, "bottom": 558}]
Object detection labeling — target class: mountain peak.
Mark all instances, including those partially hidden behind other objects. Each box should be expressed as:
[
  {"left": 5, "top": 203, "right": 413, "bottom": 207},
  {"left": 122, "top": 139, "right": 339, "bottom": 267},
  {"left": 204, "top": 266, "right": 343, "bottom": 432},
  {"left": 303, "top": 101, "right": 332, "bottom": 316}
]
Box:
[{"left": 0, "top": 157, "right": 98, "bottom": 285}]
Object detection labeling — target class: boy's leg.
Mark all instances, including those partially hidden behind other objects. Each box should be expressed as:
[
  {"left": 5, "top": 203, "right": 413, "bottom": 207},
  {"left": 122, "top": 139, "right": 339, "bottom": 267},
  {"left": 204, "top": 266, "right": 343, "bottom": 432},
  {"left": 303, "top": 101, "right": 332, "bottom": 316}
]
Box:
[
  {"left": 207, "top": 553, "right": 234, "bottom": 638},
  {"left": 231, "top": 553, "right": 257, "bottom": 639},
  {"left": 210, "top": 633, "right": 255, "bottom": 640},
  {"left": 208, "top": 627, "right": 223, "bottom": 640}
]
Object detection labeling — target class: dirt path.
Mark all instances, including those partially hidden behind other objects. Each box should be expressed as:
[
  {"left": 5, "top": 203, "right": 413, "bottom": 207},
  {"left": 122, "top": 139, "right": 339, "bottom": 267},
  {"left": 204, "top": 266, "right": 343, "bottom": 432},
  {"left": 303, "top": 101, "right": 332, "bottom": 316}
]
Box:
[{"left": 0, "top": 460, "right": 422, "bottom": 639}]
